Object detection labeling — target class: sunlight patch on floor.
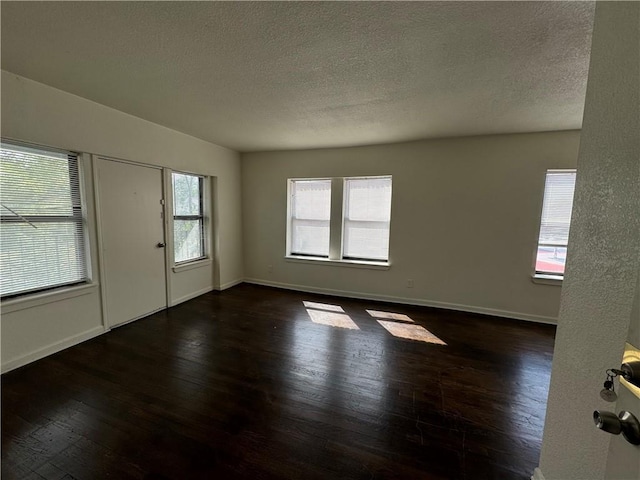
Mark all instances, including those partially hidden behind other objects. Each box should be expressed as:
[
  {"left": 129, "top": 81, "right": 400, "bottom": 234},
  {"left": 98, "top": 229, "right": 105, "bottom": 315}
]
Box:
[
  {"left": 307, "top": 309, "right": 360, "bottom": 330},
  {"left": 303, "top": 301, "right": 345, "bottom": 312},
  {"left": 376, "top": 320, "right": 446, "bottom": 345},
  {"left": 366, "top": 310, "right": 413, "bottom": 322}
]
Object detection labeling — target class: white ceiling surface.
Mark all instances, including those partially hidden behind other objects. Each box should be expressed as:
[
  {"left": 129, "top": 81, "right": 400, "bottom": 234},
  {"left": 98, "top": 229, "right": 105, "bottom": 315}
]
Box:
[{"left": 1, "top": 2, "right": 594, "bottom": 152}]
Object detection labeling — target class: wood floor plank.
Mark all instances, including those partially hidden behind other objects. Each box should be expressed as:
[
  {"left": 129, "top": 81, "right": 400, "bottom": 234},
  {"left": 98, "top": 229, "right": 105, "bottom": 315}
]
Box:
[{"left": 2, "top": 284, "right": 555, "bottom": 479}]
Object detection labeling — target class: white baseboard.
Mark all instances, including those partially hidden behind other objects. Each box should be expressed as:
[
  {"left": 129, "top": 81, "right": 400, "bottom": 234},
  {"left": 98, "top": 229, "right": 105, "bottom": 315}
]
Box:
[
  {"left": 1, "top": 325, "right": 106, "bottom": 374},
  {"left": 531, "top": 467, "right": 546, "bottom": 480},
  {"left": 244, "top": 278, "right": 558, "bottom": 325},
  {"left": 218, "top": 278, "right": 244, "bottom": 291},
  {"left": 171, "top": 286, "right": 214, "bottom": 306}
]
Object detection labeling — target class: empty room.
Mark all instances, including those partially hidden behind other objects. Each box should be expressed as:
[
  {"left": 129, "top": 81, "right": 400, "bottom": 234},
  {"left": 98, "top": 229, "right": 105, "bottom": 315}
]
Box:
[{"left": 1, "top": 2, "right": 639, "bottom": 480}]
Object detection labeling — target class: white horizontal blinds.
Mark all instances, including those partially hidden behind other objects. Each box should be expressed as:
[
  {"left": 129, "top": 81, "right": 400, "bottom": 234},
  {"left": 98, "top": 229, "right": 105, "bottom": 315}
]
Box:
[
  {"left": 290, "top": 179, "right": 331, "bottom": 257},
  {"left": 343, "top": 176, "right": 392, "bottom": 261},
  {"left": 0, "top": 142, "right": 87, "bottom": 297},
  {"left": 538, "top": 171, "right": 576, "bottom": 246},
  {"left": 172, "top": 172, "right": 205, "bottom": 263}
]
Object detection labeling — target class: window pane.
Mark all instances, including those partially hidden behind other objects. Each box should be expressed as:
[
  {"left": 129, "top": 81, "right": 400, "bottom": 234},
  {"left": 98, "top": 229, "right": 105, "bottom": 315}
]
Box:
[
  {"left": 536, "top": 170, "right": 576, "bottom": 276},
  {"left": 343, "top": 221, "right": 390, "bottom": 261},
  {"left": 538, "top": 171, "right": 576, "bottom": 245},
  {"left": 291, "top": 220, "right": 330, "bottom": 256},
  {"left": 0, "top": 221, "right": 86, "bottom": 297},
  {"left": 1, "top": 144, "right": 75, "bottom": 216},
  {"left": 174, "top": 219, "right": 203, "bottom": 263},
  {"left": 536, "top": 246, "right": 567, "bottom": 275},
  {"left": 172, "top": 173, "right": 202, "bottom": 216},
  {"left": 0, "top": 143, "right": 87, "bottom": 297},
  {"left": 343, "top": 177, "right": 392, "bottom": 261},
  {"left": 290, "top": 180, "right": 331, "bottom": 256}
]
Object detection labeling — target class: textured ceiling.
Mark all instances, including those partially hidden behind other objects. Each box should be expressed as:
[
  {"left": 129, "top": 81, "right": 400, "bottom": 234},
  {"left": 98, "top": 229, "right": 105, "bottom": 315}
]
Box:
[{"left": 1, "top": 1, "right": 595, "bottom": 152}]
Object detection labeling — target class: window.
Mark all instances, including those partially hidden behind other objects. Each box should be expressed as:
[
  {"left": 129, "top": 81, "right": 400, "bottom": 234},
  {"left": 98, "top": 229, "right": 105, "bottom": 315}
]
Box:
[
  {"left": 172, "top": 172, "right": 205, "bottom": 264},
  {"left": 287, "top": 175, "right": 392, "bottom": 264},
  {"left": 0, "top": 142, "right": 88, "bottom": 298},
  {"left": 535, "top": 169, "right": 576, "bottom": 278},
  {"left": 343, "top": 177, "right": 392, "bottom": 261},
  {"left": 288, "top": 179, "right": 331, "bottom": 257}
]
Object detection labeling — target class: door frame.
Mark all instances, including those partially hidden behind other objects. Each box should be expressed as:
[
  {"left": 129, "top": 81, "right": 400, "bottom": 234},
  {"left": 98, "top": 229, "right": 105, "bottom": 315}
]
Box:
[{"left": 92, "top": 155, "right": 170, "bottom": 329}]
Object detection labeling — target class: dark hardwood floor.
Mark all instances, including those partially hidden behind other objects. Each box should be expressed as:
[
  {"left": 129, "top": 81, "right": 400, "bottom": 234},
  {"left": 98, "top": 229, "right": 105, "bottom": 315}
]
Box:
[{"left": 2, "top": 284, "right": 556, "bottom": 480}]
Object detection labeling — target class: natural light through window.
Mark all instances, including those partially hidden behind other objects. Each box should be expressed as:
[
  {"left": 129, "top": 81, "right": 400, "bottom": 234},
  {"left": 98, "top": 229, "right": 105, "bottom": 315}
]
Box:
[
  {"left": 535, "top": 169, "right": 576, "bottom": 278},
  {"left": 367, "top": 310, "right": 446, "bottom": 345},
  {"left": 303, "top": 301, "right": 345, "bottom": 312},
  {"left": 306, "top": 309, "right": 360, "bottom": 330},
  {"left": 366, "top": 310, "right": 413, "bottom": 322},
  {"left": 304, "top": 301, "right": 359, "bottom": 330}
]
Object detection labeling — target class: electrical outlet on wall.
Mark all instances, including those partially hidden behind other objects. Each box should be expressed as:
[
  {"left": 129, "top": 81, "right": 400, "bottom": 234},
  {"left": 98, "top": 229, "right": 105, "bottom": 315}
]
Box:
[{"left": 407, "top": 279, "right": 414, "bottom": 288}]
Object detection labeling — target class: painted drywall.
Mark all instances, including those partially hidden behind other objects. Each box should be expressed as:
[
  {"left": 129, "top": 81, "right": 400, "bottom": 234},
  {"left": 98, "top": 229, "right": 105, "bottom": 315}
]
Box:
[
  {"left": 1, "top": 71, "right": 244, "bottom": 371},
  {"left": 242, "top": 131, "right": 580, "bottom": 322},
  {"left": 537, "top": 3, "right": 640, "bottom": 479}
]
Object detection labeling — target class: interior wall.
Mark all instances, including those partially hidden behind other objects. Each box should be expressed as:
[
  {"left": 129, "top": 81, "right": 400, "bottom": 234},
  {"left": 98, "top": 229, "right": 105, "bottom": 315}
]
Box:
[
  {"left": 242, "top": 130, "right": 580, "bottom": 323},
  {"left": 1, "top": 71, "right": 244, "bottom": 372},
  {"left": 537, "top": 2, "right": 640, "bottom": 479}
]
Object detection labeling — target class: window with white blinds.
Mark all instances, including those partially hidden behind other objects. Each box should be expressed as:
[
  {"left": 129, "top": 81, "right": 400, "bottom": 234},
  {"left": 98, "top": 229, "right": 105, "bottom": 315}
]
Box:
[
  {"left": 343, "top": 177, "right": 392, "bottom": 261},
  {"left": 535, "top": 169, "right": 576, "bottom": 277},
  {"left": 289, "top": 179, "right": 331, "bottom": 257},
  {"left": 287, "top": 176, "right": 393, "bottom": 264},
  {"left": 172, "top": 172, "right": 206, "bottom": 264},
  {"left": 0, "top": 142, "right": 88, "bottom": 298}
]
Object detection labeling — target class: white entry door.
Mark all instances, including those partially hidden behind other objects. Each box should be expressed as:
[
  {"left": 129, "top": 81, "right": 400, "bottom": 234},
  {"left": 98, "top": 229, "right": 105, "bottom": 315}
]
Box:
[{"left": 96, "top": 158, "right": 167, "bottom": 328}]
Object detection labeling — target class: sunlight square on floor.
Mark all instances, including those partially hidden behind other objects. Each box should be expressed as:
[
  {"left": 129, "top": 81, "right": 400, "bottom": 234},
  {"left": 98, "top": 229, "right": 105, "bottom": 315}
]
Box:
[
  {"left": 306, "top": 308, "right": 360, "bottom": 330},
  {"left": 376, "top": 320, "right": 446, "bottom": 345},
  {"left": 366, "top": 310, "right": 413, "bottom": 322},
  {"left": 303, "top": 301, "right": 345, "bottom": 312}
]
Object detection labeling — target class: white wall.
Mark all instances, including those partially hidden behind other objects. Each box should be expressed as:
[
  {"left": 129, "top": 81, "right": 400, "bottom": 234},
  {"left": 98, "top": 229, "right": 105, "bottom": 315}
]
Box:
[
  {"left": 536, "top": 2, "right": 640, "bottom": 479},
  {"left": 1, "top": 71, "right": 244, "bottom": 372},
  {"left": 242, "top": 131, "right": 580, "bottom": 323}
]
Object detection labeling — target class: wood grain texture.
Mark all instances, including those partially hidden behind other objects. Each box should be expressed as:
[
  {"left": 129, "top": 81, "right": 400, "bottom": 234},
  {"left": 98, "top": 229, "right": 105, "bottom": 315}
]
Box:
[{"left": 2, "top": 284, "right": 555, "bottom": 479}]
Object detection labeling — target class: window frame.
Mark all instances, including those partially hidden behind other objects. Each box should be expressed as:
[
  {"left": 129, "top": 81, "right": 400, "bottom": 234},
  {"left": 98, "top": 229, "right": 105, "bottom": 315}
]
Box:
[
  {"left": 171, "top": 171, "right": 207, "bottom": 266},
  {"left": 287, "top": 177, "right": 332, "bottom": 259},
  {"left": 286, "top": 175, "right": 392, "bottom": 268},
  {"left": 0, "top": 141, "right": 89, "bottom": 299},
  {"left": 533, "top": 168, "right": 577, "bottom": 283},
  {"left": 342, "top": 176, "right": 393, "bottom": 262}
]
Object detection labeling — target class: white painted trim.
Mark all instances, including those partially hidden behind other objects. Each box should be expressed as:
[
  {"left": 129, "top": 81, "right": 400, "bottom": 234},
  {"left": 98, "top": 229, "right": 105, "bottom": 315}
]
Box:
[
  {"left": 172, "top": 258, "right": 212, "bottom": 273},
  {"left": 244, "top": 278, "right": 558, "bottom": 325},
  {"left": 532, "top": 274, "right": 563, "bottom": 286},
  {"left": 92, "top": 155, "right": 110, "bottom": 329},
  {"left": 1, "top": 283, "right": 98, "bottom": 314},
  {"left": 1, "top": 325, "right": 106, "bottom": 374},
  {"left": 285, "top": 256, "right": 390, "bottom": 270},
  {"left": 218, "top": 279, "right": 244, "bottom": 291},
  {"left": 171, "top": 286, "right": 214, "bottom": 306},
  {"left": 531, "top": 467, "right": 546, "bottom": 480}
]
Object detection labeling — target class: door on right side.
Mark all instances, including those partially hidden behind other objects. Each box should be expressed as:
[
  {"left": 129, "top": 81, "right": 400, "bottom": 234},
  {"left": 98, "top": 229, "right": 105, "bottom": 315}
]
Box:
[{"left": 605, "top": 269, "right": 640, "bottom": 479}]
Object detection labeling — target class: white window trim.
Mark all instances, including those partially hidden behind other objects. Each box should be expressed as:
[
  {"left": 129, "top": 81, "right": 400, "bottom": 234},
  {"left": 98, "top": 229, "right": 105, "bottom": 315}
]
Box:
[
  {"left": 286, "top": 175, "right": 392, "bottom": 267},
  {"left": 1, "top": 282, "right": 98, "bottom": 314},
  {"left": 285, "top": 255, "right": 390, "bottom": 270},
  {"left": 172, "top": 257, "right": 212, "bottom": 273}
]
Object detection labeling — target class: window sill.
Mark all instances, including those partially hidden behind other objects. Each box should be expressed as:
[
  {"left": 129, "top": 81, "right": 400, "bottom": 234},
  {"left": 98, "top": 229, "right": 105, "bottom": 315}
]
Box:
[
  {"left": 285, "top": 256, "right": 390, "bottom": 270},
  {"left": 1, "top": 283, "right": 98, "bottom": 314},
  {"left": 532, "top": 274, "right": 563, "bottom": 286},
  {"left": 172, "top": 258, "right": 212, "bottom": 273}
]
